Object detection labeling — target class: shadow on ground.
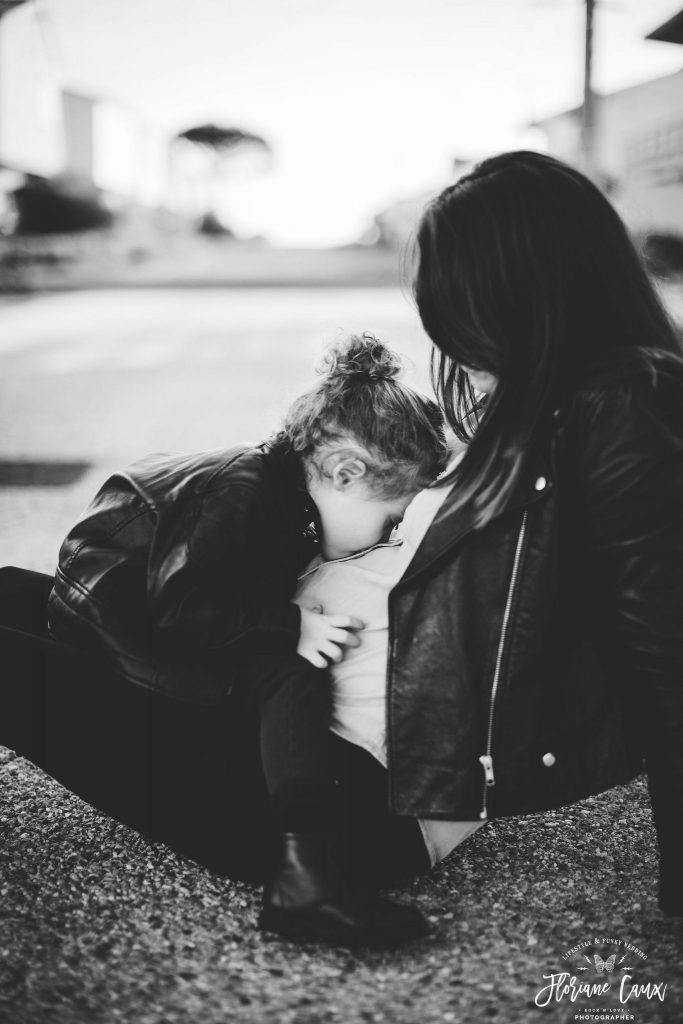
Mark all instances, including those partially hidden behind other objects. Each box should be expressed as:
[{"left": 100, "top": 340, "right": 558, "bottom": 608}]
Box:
[
  {"left": 1, "top": 747, "right": 681, "bottom": 1024},
  {"left": 0, "top": 461, "right": 91, "bottom": 488}
]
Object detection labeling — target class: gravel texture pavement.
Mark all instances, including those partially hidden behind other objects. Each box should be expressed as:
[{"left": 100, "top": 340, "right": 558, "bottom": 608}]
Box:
[{"left": 2, "top": 746, "right": 682, "bottom": 1024}]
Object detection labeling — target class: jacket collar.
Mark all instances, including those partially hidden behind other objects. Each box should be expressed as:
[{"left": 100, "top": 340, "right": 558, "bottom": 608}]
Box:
[
  {"left": 397, "top": 350, "right": 683, "bottom": 590},
  {"left": 260, "top": 434, "right": 319, "bottom": 541},
  {"left": 396, "top": 430, "right": 560, "bottom": 589}
]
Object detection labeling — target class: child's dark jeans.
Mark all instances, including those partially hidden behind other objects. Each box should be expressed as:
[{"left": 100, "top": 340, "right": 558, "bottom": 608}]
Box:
[{"left": 0, "top": 566, "right": 429, "bottom": 886}]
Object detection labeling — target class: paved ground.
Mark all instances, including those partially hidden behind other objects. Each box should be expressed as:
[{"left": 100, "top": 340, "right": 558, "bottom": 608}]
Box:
[
  {"left": 2, "top": 752, "right": 682, "bottom": 1024},
  {"left": 1, "top": 287, "right": 682, "bottom": 1023}
]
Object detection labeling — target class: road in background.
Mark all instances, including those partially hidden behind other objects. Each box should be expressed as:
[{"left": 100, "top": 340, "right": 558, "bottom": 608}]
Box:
[
  {"left": 3, "top": 281, "right": 682, "bottom": 574},
  {"left": 0, "top": 287, "right": 432, "bottom": 572}
]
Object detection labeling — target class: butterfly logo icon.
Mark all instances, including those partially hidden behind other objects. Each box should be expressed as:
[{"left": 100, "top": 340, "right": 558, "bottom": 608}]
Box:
[{"left": 594, "top": 954, "right": 617, "bottom": 974}]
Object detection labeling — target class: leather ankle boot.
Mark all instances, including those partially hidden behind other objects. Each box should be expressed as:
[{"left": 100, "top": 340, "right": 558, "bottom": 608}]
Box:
[{"left": 258, "top": 832, "right": 430, "bottom": 947}]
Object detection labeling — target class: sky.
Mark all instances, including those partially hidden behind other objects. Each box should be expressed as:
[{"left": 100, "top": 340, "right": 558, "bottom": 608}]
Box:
[{"left": 6, "top": 0, "right": 683, "bottom": 245}]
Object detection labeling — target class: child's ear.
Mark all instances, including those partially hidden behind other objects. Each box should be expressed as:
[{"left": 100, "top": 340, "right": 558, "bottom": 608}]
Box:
[{"left": 332, "top": 457, "right": 367, "bottom": 490}]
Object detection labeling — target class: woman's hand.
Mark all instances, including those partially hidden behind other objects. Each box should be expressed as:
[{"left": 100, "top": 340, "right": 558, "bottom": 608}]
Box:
[{"left": 297, "top": 606, "right": 364, "bottom": 669}]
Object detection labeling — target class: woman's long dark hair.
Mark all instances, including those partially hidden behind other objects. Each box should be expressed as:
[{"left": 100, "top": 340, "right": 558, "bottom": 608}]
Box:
[{"left": 413, "top": 150, "right": 681, "bottom": 526}]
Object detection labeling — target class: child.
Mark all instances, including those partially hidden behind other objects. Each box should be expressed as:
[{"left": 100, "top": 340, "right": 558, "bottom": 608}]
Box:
[
  {"left": 45, "top": 333, "right": 448, "bottom": 946},
  {"left": 294, "top": 466, "right": 484, "bottom": 875}
]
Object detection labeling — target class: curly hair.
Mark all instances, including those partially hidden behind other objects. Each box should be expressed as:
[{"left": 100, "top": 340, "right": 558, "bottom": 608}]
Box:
[{"left": 278, "top": 333, "right": 448, "bottom": 498}]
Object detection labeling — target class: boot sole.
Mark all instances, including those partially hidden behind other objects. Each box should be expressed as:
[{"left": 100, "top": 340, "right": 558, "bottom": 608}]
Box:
[{"left": 258, "top": 907, "right": 430, "bottom": 948}]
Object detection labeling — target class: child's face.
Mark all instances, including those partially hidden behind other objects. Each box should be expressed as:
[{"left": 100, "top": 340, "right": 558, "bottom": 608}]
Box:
[{"left": 311, "top": 474, "right": 418, "bottom": 561}]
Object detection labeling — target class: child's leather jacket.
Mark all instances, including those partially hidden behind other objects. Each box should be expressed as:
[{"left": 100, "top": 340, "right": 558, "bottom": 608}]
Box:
[{"left": 48, "top": 439, "right": 317, "bottom": 704}]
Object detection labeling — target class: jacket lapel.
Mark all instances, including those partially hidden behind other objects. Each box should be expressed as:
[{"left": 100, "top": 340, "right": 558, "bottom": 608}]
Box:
[
  {"left": 397, "top": 495, "right": 481, "bottom": 587},
  {"left": 397, "top": 450, "right": 557, "bottom": 589}
]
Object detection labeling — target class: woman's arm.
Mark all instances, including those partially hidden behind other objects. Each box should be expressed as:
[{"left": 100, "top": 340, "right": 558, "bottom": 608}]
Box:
[{"left": 576, "top": 367, "right": 683, "bottom": 914}]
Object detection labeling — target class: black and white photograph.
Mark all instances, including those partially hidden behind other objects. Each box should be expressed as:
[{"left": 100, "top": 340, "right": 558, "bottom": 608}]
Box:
[{"left": 1, "top": 1, "right": 683, "bottom": 1021}]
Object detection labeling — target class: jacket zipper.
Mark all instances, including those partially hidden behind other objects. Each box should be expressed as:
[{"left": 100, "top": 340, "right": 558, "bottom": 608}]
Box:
[{"left": 478, "top": 508, "right": 529, "bottom": 820}]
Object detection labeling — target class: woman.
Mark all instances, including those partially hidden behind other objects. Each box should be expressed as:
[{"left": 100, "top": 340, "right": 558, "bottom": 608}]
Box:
[{"left": 386, "top": 150, "right": 683, "bottom": 915}]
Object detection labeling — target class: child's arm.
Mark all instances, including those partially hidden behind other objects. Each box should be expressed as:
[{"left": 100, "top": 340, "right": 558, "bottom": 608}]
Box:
[
  {"left": 146, "top": 476, "right": 363, "bottom": 666},
  {"left": 146, "top": 481, "right": 304, "bottom": 657}
]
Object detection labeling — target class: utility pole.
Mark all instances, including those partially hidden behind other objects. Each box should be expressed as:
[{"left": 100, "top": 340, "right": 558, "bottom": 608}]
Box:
[{"left": 580, "top": 0, "right": 597, "bottom": 179}]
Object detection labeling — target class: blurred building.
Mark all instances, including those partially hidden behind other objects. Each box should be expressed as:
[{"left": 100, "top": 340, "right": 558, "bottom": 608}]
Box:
[
  {"left": 371, "top": 192, "right": 434, "bottom": 249},
  {"left": 370, "top": 159, "right": 475, "bottom": 250},
  {"left": 0, "top": 2, "right": 171, "bottom": 228},
  {"left": 533, "top": 67, "right": 683, "bottom": 237}
]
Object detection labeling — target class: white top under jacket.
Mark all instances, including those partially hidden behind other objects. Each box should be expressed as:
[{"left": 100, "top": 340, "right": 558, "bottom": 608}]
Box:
[{"left": 293, "top": 475, "right": 483, "bottom": 865}]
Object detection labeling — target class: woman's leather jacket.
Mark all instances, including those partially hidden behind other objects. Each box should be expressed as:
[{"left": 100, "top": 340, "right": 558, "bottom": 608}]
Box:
[
  {"left": 386, "top": 351, "right": 683, "bottom": 910},
  {"left": 48, "top": 439, "right": 317, "bottom": 704}
]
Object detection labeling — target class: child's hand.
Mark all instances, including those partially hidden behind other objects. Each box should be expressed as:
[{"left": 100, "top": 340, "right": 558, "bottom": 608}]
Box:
[{"left": 297, "top": 606, "right": 364, "bottom": 669}]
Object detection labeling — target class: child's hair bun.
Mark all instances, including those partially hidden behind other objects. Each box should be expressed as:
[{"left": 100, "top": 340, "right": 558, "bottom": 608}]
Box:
[{"left": 319, "top": 333, "right": 403, "bottom": 384}]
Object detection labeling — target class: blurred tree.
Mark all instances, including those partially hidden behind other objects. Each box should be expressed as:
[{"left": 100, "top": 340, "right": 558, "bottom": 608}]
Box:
[{"left": 173, "top": 124, "right": 271, "bottom": 235}]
